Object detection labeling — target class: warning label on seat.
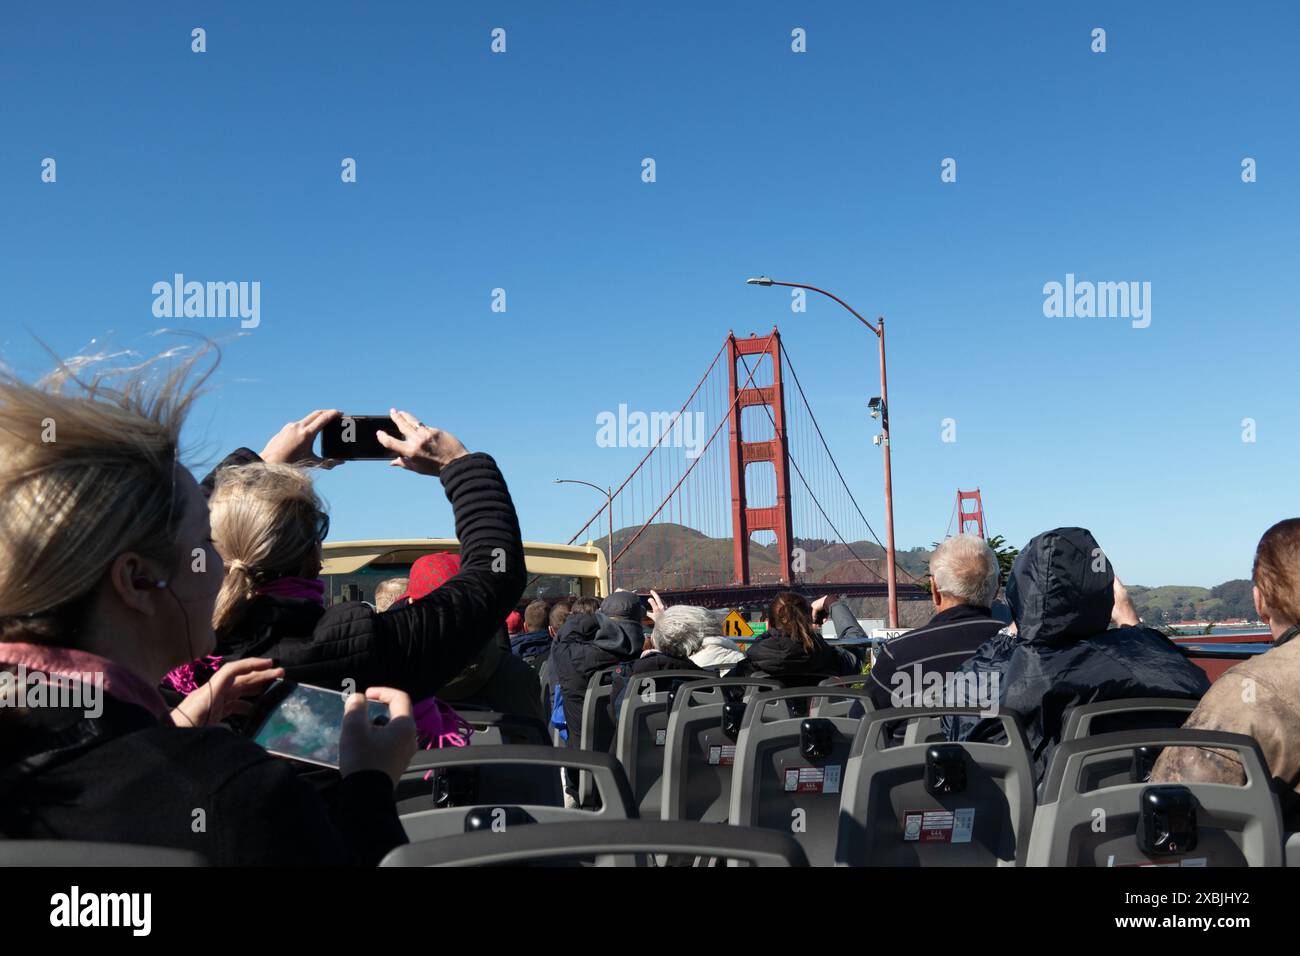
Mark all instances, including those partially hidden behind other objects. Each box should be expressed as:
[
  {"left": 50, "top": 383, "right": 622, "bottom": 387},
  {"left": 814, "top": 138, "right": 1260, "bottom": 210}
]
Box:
[
  {"left": 902, "top": 808, "right": 975, "bottom": 843},
  {"left": 708, "top": 744, "right": 736, "bottom": 766},
  {"left": 783, "top": 765, "right": 842, "bottom": 794}
]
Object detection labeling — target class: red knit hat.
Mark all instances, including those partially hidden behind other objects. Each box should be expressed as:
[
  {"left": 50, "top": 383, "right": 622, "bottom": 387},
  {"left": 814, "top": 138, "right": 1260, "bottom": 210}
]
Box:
[
  {"left": 397, "top": 552, "right": 462, "bottom": 604},
  {"left": 505, "top": 611, "right": 525, "bottom": 635}
]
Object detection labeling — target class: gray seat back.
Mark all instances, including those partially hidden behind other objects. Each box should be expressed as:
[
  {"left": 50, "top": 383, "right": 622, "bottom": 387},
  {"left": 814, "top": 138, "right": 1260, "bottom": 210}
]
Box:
[
  {"left": 613, "top": 670, "right": 712, "bottom": 815},
  {"left": 578, "top": 666, "right": 619, "bottom": 806},
  {"left": 1061, "top": 698, "right": 1199, "bottom": 741},
  {"left": 728, "top": 687, "right": 876, "bottom": 866},
  {"left": 1027, "top": 729, "right": 1284, "bottom": 867},
  {"left": 0, "top": 840, "right": 207, "bottom": 866},
  {"left": 453, "top": 707, "right": 552, "bottom": 746},
  {"left": 398, "top": 745, "right": 636, "bottom": 843},
  {"left": 396, "top": 708, "right": 555, "bottom": 808},
  {"left": 814, "top": 675, "right": 874, "bottom": 718},
  {"left": 835, "top": 707, "right": 1034, "bottom": 866},
  {"left": 661, "top": 677, "right": 781, "bottom": 822},
  {"left": 1058, "top": 698, "right": 1199, "bottom": 790},
  {"left": 380, "top": 819, "right": 809, "bottom": 867}
]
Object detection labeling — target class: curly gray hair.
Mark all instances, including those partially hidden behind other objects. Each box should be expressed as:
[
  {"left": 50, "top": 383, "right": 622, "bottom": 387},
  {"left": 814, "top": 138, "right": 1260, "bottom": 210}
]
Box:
[{"left": 651, "top": 605, "right": 721, "bottom": 657}]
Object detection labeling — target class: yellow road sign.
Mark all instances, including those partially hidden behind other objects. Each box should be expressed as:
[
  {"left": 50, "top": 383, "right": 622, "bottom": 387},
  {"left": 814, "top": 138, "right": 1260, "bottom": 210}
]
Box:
[{"left": 722, "top": 610, "right": 754, "bottom": 638}]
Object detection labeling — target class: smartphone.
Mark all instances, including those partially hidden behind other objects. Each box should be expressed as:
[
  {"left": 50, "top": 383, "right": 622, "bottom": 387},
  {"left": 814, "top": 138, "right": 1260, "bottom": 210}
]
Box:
[
  {"left": 319, "top": 415, "right": 400, "bottom": 461},
  {"left": 245, "top": 679, "right": 390, "bottom": 769}
]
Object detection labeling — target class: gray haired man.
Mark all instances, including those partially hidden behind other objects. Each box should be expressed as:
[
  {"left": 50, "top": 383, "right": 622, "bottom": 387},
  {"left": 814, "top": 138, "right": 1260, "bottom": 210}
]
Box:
[{"left": 867, "top": 535, "right": 1005, "bottom": 711}]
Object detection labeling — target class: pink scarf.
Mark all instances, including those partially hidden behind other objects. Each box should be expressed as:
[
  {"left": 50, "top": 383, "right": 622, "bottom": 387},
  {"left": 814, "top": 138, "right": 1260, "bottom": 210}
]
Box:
[
  {"left": 162, "top": 655, "right": 223, "bottom": 695},
  {"left": 1, "top": 642, "right": 171, "bottom": 721},
  {"left": 256, "top": 576, "right": 326, "bottom": 605},
  {"left": 413, "top": 696, "right": 474, "bottom": 780}
]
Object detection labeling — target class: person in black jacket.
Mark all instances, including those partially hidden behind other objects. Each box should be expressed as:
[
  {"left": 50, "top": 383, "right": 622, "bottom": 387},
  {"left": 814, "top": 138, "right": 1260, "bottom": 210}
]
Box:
[
  {"left": 549, "top": 590, "right": 647, "bottom": 748},
  {"left": 733, "top": 592, "right": 864, "bottom": 684},
  {"left": 867, "top": 535, "right": 1005, "bottom": 711},
  {"left": 0, "top": 355, "right": 414, "bottom": 865},
  {"left": 950, "top": 527, "right": 1210, "bottom": 783},
  {"left": 199, "top": 407, "right": 527, "bottom": 704}
]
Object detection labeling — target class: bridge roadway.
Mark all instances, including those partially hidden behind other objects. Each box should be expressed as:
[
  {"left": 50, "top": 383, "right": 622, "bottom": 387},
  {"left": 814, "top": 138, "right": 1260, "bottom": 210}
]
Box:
[{"left": 639, "top": 580, "right": 929, "bottom": 611}]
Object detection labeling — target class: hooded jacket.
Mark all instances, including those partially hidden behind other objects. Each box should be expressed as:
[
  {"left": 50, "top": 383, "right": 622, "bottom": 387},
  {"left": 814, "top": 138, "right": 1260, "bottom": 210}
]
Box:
[
  {"left": 952, "top": 527, "right": 1209, "bottom": 782},
  {"left": 548, "top": 610, "right": 644, "bottom": 747},
  {"left": 207, "top": 451, "right": 526, "bottom": 703}
]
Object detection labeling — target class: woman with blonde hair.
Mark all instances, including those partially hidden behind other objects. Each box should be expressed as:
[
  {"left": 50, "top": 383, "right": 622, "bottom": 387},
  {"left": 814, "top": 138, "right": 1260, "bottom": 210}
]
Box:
[
  {"left": 196, "top": 406, "right": 527, "bottom": 703},
  {"left": 0, "top": 351, "right": 415, "bottom": 864}
]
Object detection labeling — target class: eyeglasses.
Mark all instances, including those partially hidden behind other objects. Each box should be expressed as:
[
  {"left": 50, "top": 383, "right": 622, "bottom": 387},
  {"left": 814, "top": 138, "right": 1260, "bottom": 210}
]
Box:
[{"left": 315, "top": 511, "right": 330, "bottom": 543}]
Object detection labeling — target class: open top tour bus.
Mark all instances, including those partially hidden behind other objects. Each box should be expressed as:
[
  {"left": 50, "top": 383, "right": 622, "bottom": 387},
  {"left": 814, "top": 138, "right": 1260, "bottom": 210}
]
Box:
[{"left": 321, "top": 539, "right": 609, "bottom": 607}]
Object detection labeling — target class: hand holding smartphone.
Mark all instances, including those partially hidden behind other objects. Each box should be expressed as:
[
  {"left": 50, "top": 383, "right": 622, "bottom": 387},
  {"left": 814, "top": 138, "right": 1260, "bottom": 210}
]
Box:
[{"left": 318, "top": 410, "right": 469, "bottom": 475}]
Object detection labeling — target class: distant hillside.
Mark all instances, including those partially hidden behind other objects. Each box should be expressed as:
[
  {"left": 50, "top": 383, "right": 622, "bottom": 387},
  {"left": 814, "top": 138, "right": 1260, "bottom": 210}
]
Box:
[
  {"left": 594, "top": 523, "right": 924, "bottom": 591},
  {"left": 1128, "top": 579, "right": 1256, "bottom": 623},
  {"left": 589, "top": 524, "right": 1253, "bottom": 622}
]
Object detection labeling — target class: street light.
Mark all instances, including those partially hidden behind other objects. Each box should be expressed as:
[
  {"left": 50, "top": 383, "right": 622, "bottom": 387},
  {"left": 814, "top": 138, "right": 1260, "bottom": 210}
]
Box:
[
  {"left": 745, "top": 276, "right": 900, "bottom": 628},
  {"left": 555, "top": 478, "right": 615, "bottom": 596}
]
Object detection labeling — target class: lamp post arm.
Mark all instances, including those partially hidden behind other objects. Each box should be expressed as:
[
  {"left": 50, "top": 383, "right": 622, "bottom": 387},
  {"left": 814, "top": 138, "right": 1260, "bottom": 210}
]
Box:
[{"left": 762, "top": 280, "right": 880, "bottom": 336}]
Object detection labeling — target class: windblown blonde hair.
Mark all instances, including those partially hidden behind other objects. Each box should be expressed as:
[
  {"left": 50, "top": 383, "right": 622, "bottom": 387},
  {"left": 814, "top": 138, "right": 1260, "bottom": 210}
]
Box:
[
  {"left": 209, "top": 462, "right": 324, "bottom": 639},
  {"left": 0, "top": 346, "right": 213, "bottom": 645}
]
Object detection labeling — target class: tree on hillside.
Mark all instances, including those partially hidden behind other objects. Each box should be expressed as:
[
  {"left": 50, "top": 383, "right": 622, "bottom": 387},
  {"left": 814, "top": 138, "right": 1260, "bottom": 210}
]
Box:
[
  {"left": 986, "top": 535, "right": 1019, "bottom": 589},
  {"left": 1209, "top": 579, "right": 1255, "bottom": 619}
]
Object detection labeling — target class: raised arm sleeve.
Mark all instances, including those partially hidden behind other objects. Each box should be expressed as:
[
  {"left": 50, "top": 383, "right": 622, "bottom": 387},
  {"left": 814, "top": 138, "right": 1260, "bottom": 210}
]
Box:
[
  {"left": 370, "top": 452, "right": 526, "bottom": 700},
  {"left": 829, "top": 602, "right": 867, "bottom": 641}
]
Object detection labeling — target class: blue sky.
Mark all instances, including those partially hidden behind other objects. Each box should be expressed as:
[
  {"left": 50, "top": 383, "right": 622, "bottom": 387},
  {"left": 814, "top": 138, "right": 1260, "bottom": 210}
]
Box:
[{"left": 3, "top": 1, "right": 1297, "bottom": 588}]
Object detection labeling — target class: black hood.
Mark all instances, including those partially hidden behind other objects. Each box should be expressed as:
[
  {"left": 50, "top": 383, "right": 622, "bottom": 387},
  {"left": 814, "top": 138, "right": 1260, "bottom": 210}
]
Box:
[
  {"left": 600, "top": 591, "right": 648, "bottom": 622},
  {"left": 556, "top": 611, "right": 643, "bottom": 658},
  {"left": 1007, "top": 527, "right": 1114, "bottom": 645}
]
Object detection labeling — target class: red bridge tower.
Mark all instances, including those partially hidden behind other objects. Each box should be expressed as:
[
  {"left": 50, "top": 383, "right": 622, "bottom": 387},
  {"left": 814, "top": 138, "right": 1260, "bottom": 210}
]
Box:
[{"left": 727, "top": 330, "right": 795, "bottom": 585}]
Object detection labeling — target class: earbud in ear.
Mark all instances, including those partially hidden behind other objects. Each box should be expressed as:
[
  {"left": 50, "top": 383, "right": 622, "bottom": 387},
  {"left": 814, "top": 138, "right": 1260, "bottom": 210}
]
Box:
[{"left": 131, "top": 577, "right": 168, "bottom": 589}]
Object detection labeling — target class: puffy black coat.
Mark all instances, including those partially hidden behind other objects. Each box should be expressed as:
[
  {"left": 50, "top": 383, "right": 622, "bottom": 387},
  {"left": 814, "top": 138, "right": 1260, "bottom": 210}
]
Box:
[
  {"left": 951, "top": 527, "right": 1209, "bottom": 782},
  {"left": 548, "top": 612, "right": 643, "bottom": 747},
  {"left": 210, "top": 451, "right": 526, "bottom": 702}
]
